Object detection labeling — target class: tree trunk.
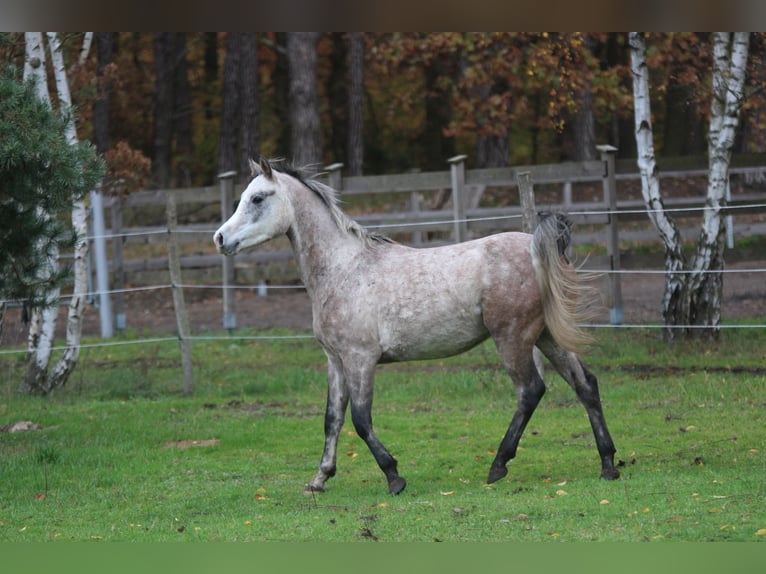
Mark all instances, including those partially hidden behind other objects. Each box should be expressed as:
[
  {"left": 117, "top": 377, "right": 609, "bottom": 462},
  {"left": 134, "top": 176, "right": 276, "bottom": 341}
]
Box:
[
  {"left": 203, "top": 33, "right": 218, "bottom": 121},
  {"left": 173, "top": 33, "right": 193, "bottom": 187},
  {"left": 239, "top": 32, "right": 260, "bottom": 181},
  {"left": 79, "top": 32, "right": 93, "bottom": 65},
  {"left": 273, "top": 33, "right": 291, "bottom": 157},
  {"left": 476, "top": 132, "right": 509, "bottom": 168},
  {"left": 23, "top": 32, "right": 59, "bottom": 393},
  {"left": 629, "top": 32, "right": 688, "bottom": 341},
  {"left": 688, "top": 32, "right": 750, "bottom": 340},
  {"left": 346, "top": 32, "right": 364, "bottom": 176},
  {"left": 42, "top": 32, "right": 90, "bottom": 390},
  {"left": 287, "top": 32, "right": 322, "bottom": 167},
  {"left": 567, "top": 34, "right": 597, "bottom": 162},
  {"left": 630, "top": 32, "right": 750, "bottom": 342},
  {"left": 152, "top": 33, "right": 175, "bottom": 188},
  {"left": 474, "top": 80, "right": 510, "bottom": 168},
  {"left": 219, "top": 32, "right": 242, "bottom": 174},
  {"left": 423, "top": 52, "right": 456, "bottom": 171},
  {"left": 93, "top": 33, "right": 113, "bottom": 155},
  {"left": 326, "top": 34, "right": 348, "bottom": 167},
  {"left": 22, "top": 33, "right": 94, "bottom": 392},
  {"left": 569, "top": 88, "right": 596, "bottom": 161}
]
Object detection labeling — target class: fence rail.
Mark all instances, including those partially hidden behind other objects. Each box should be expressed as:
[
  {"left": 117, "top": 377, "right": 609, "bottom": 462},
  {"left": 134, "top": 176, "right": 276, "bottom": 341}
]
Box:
[{"left": 4, "top": 151, "right": 765, "bottom": 343}]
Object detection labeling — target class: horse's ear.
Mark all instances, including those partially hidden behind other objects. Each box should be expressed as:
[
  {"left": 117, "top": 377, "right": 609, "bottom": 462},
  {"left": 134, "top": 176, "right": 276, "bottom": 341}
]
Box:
[
  {"left": 259, "top": 157, "right": 273, "bottom": 179},
  {"left": 248, "top": 158, "right": 259, "bottom": 177}
]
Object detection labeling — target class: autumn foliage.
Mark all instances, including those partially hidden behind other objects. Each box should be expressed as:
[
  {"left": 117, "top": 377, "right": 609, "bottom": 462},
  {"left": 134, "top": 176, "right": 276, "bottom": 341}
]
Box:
[{"left": 2, "top": 32, "right": 766, "bottom": 185}]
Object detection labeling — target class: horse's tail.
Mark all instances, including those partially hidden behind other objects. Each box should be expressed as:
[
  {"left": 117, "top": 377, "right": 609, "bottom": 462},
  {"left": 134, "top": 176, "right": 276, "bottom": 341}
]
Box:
[{"left": 531, "top": 212, "right": 596, "bottom": 355}]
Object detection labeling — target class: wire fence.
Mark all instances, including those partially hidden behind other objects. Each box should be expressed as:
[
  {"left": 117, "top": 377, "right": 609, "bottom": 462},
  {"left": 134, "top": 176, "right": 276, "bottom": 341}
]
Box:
[{"left": 1, "top": 201, "right": 765, "bottom": 357}]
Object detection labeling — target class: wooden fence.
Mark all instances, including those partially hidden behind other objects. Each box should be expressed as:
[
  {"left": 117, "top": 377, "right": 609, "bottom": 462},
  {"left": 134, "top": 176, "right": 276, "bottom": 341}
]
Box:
[{"left": 98, "top": 150, "right": 766, "bottom": 330}]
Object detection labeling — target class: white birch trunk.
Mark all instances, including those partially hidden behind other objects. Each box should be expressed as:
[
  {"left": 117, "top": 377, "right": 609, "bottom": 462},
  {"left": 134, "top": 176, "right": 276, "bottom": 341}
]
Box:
[
  {"left": 23, "top": 33, "right": 60, "bottom": 389},
  {"left": 689, "top": 32, "right": 749, "bottom": 336},
  {"left": 45, "top": 32, "right": 90, "bottom": 388},
  {"left": 629, "top": 32, "right": 687, "bottom": 338},
  {"left": 79, "top": 32, "right": 93, "bottom": 65}
]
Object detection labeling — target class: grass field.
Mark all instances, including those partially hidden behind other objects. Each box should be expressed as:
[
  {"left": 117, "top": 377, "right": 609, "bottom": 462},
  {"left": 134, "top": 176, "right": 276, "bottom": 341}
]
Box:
[{"left": 1, "top": 325, "right": 765, "bottom": 542}]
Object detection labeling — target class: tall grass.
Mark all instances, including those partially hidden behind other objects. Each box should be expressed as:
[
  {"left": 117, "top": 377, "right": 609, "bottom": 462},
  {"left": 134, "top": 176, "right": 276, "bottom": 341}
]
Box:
[{"left": 1, "top": 325, "right": 764, "bottom": 541}]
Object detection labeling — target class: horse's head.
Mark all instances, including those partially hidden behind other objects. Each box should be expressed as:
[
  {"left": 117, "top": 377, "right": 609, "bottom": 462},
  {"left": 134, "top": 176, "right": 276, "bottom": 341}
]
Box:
[{"left": 213, "top": 158, "right": 295, "bottom": 256}]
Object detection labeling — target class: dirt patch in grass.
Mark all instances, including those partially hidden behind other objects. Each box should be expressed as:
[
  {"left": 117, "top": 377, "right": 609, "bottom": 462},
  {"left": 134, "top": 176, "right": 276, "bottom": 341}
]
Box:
[{"left": 162, "top": 439, "right": 220, "bottom": 449}]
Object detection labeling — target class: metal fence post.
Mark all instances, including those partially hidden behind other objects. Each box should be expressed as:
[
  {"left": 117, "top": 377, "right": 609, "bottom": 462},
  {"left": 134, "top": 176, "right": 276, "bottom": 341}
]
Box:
[
  {"left": 597, "top": 144, "right": 624, "bottom": 325},
  {"left": 91, "top": 183, "right": 113, "bottom": 338},
  {"left": 110, "top": 196, "right": 126, "bottom": 332},
  {"left": 448, "top": 155, "right": 468, "bottom": 243},
  {"left": 219, "top": 170, "right": 237, "bottom": 332}
]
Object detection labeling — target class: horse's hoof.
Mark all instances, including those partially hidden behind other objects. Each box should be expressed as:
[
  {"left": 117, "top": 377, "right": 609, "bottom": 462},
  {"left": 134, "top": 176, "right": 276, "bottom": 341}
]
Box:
[
  {"left": 487, "top": 465, "right": 508, "bottom": 485},
  {"left": 600, "top": 468, "right": 620, "bottom": 481},
  {"left": 388, "top": 477, "right": 407, "bottom": 495},
  {"left": 303, "top": 483, "right": 325, "bottom": 495}
]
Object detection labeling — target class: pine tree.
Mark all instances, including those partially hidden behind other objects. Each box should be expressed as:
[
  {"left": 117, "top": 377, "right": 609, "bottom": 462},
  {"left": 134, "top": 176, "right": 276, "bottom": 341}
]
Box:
[{"left": 0, "top": 68, "right": 104, "bottom": 325}]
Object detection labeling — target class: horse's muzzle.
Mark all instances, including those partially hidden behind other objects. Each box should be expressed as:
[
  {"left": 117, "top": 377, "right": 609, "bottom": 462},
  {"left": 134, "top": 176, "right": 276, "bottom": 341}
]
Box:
[{"left": 213, "top": 230, "right": 234, "bottom": 255}]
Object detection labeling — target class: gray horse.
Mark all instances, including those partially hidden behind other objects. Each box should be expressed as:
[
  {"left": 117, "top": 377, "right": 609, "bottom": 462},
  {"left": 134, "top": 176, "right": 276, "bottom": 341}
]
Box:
[{"left": 214, "top": 158, "right": 620, "bottom": 495}]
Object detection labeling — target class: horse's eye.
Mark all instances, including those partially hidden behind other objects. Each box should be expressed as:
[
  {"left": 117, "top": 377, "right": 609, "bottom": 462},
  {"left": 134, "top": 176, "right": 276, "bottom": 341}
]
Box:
[{"left": 252, "top": 195, "right": 264, "bottom": 205}]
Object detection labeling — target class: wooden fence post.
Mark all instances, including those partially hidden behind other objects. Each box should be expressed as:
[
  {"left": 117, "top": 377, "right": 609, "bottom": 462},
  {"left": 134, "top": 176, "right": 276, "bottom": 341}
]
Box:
[
  {"left": 448, "top": 154, "right": 468, "bottom": 243},
  {"left": 516, "top": 170, "right": 545, "bottom": 380},
  {"left": 166, "top": 188, "right": 194, "bottom": 396},
  {"left": 517, "top": 171, "right": 537, "bottom": 234},
  {"left": 597, "top": 145, "right": 624, "bottom": 325},
  {"left": 326, "top": 163, "right": 344, "bottom": 192},
  {"left": 219, "top": 170, "right": 237, "bottom": 331}
]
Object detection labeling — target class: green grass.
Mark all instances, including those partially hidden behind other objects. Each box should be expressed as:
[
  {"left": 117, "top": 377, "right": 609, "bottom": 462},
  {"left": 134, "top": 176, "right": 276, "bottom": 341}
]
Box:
[{"left": 1, "top": 326, "right": 765, "bottom": 542}]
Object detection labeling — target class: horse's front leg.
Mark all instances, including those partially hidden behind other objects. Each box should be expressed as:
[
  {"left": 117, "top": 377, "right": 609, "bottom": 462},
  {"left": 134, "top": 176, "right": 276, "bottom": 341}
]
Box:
[
  {"left": 347, "top": 359, "right": 406, "bottom": 495},
  {"left": 305, "top": 355, "right": 348, "bottom": 494}
]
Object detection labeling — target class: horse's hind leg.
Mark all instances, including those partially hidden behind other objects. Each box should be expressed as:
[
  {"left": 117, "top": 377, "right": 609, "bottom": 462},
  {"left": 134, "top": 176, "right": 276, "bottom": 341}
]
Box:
[
  {"left": 537, "top": 332, "right": 620, "bottom": 480},
  {"left": 487, "top": 339, "right": 546, "bottom": 484},
  {"left": 305, "top": 355, "right": 349, "bottom": 493},
  {"left": 346, "top": 359, "right": 406, "bottom": 495}
]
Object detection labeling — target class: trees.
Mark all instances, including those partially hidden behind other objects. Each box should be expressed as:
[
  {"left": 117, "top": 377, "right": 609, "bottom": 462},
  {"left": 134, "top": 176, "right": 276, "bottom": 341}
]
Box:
[
  {"left": 346, "top": 32, "right": 365, "bottom": 175},
  {"left": 367, "top": 33, "right": 632, "bottom": 168},
  {"left": 0, "top": 69, "right": 87, "bottom": 310},
  {"left": 240, "top": 33, "right": 260, "bottom": 180},
  {"left": 152, "top": 33, "right": 175, "bottom": 188},
  {"left": 0, "top": 45, "right": 104, "bottom": 392},
  {"left": 217, "top": 32, "right": 261, "bottom": 181},
  {"left": 630, "top": 32, "right": 750, "bottom": 341},
  {"left": 287, "top": 32, "right": 322, "bottom": 167}
]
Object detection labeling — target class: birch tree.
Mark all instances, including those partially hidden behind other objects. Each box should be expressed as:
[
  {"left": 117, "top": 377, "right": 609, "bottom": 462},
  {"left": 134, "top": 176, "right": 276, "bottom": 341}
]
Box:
[
  {"left": 42, "top": 32, "right": 92, "bottom": 388},
  {"left": 629, "top": 32, "right": 750, "bottom": 341},
  {"left": 22, "top": 32, "right": 104, "bottom": 393},
  {"left": 691, "top": 32, "right": 750, "bottom": 336},
  {"left": 23, "top": 32, "right": 60, "bottom": 390}
]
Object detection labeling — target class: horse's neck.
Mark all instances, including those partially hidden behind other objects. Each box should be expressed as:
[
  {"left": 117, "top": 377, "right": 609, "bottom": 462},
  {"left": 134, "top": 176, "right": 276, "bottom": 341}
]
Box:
[{"left": 286, "top": 190, "right": 364, "bottom": 294}]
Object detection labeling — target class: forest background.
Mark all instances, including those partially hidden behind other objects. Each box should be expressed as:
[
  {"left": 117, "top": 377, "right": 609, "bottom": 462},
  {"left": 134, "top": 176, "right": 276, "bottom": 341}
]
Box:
[{"left": 4, "top": 32, "right": 766, "bottom": 193}]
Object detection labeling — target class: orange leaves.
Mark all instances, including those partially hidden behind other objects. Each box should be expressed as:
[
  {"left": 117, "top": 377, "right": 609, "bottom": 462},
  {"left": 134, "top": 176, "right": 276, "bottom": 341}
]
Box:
[{"left": 103, "top": 141, "right": 151, "bottom": 199}]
